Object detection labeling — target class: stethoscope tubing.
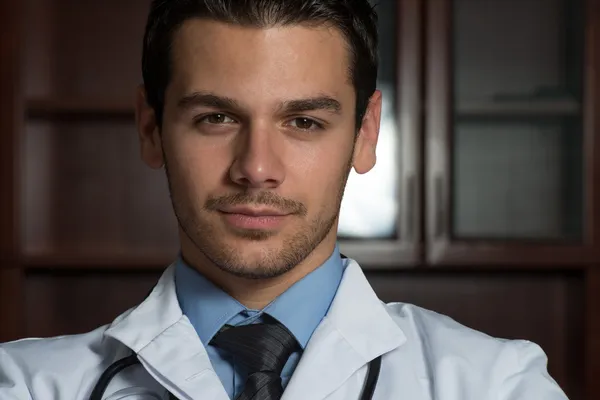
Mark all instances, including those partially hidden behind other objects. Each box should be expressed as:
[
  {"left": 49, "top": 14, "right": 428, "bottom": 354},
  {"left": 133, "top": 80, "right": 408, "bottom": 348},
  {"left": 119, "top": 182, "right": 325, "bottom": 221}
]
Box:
[{"left": 89, "top": 354, "right": 381, "bottom": 400}]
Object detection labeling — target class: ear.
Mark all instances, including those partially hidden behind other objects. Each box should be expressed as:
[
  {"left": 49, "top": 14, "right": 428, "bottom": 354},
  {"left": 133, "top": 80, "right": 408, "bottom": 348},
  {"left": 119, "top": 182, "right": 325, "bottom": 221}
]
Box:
[
  {"left": 352, "top": 90, "right": 382, "bottom": 174},
  {"left": 135, "top": 85, "right": 164, "bottom": 169}
]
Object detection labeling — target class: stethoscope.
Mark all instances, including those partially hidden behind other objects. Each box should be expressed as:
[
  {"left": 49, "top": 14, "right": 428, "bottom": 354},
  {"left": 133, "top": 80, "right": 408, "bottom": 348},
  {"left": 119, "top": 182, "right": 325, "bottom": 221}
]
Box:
[{"left": 89, "top": 352, "right": 381, "bottom": 400}]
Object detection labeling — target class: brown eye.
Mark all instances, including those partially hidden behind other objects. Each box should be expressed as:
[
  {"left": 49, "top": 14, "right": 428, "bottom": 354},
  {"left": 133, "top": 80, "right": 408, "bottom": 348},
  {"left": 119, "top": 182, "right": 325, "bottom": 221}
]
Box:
[
  {"left": 205, "top": 114, "right": 233, "bottom": 124},
  {"left": 290, "top": 117, "right": 322, "bottom": 131}
]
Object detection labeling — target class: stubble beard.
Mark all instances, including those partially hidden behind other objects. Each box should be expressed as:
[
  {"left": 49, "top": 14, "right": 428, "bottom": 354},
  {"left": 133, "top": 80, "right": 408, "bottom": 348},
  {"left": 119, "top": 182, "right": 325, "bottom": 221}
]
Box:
[{"left": 163, "top": 155, "right": 353, "bottom": 280}]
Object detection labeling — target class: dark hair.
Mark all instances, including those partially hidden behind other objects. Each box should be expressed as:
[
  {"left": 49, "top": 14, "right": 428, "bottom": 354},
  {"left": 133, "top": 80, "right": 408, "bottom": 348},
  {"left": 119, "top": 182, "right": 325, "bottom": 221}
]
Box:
[{"left": 141, "top": 0, "right": 379, "bottom": 129}]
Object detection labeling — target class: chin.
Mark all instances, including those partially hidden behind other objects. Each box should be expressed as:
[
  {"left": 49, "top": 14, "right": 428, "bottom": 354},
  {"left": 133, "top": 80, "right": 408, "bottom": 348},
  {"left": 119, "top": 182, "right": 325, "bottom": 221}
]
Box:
[
  {"left": 216, "top": 249, "right": 298, "bottom": 280},
  {"left": 226, "top": 236, "right": 289, "bottom": 263},
  {"left": 227, "top": 228, "right": 281, "bottom": 242},
  {"left": 202, "top": 234, "right": 309, "bottom": 280}
]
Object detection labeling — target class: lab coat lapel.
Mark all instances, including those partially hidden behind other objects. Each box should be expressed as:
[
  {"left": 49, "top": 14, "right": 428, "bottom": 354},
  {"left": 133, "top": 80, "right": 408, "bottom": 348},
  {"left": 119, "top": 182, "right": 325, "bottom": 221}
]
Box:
[
  {"left": 282, "top": 260, "right": 406, "bottom": 400},
  {"left": 104, "top": 265, "right": 229, "bottom": 400}
]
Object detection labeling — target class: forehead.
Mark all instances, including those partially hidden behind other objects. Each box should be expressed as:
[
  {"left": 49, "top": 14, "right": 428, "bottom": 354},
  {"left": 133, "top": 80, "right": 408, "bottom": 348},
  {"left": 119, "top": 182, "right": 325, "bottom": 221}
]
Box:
[{"left": 168, "top": 19, "right": 354, "bottom": 103}]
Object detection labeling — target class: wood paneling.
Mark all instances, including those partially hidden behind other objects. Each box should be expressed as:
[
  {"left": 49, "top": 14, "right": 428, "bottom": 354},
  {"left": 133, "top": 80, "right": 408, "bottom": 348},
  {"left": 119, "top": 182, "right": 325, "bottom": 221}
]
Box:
[
  {"left": 0, "top": 0, "right": 22, "bottom": 268},
  {"left": 586, "top": 268, "right": 600, "bottom": 400},
  {"left": 0, "top": 269, "right": 24, "bottom": 342},
  {"left": 23, "top": 0, "right": 151, "bottom": 100},
  {"left": 24, "top": 270, "right": 161, "bottom": 337},
  {"left": 586, "top": 0, "right": 600, "bottom": 259},
  {"left": 0, "top": 0, "right": 25, "bottom": 344},
  {"left": 21, "top": 120, "right": 179, "bottom": 261}
]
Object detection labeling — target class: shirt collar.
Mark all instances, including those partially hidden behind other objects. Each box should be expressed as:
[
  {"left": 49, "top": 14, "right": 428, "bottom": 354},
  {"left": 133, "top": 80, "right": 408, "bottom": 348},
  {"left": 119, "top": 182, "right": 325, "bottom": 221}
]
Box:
[
  {"left": 263, "top": 246, "right": 344, "bottom": 348},
  {"left": 175, "top": 246, "right": 344, "bottom": 349},
  {"left": 175, "top": 259, "right": 246, "bottom": 347}
]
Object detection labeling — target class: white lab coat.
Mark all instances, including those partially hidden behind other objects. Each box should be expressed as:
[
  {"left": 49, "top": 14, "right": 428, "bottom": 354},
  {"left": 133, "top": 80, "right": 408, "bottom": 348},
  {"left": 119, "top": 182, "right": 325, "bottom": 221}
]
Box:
[{"left": 0, "top": 259, "right": 569, "bottom": 400}]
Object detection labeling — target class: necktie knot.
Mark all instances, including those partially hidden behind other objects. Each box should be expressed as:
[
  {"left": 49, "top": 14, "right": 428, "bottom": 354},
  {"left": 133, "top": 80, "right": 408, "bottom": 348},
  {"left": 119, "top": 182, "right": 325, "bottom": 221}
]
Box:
[
  {"left": 210, "top": 321, "right": 299, "bottom": 400},
  {"left": 210, "top": 322, "right": 299, "bottom": 374}
]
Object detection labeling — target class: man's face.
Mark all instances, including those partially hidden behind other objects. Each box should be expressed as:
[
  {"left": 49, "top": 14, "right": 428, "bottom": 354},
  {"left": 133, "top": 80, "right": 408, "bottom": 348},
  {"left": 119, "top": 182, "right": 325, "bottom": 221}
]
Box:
[{"left": 138, "top": 19, "right": 380, "bottom": 279}]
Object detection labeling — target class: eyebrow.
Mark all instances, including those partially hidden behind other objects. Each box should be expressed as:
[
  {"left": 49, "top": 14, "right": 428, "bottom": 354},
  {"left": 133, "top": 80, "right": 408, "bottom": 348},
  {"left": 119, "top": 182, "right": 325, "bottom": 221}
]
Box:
[
  {"left": 177, "top": 91, "right": 342, "bottom": 115},
  {"left": 178, "top": 92, "right": 241, "bottom": 111},
  {"left": 279, "top": 97, "right": 342, "bottom": 115}
]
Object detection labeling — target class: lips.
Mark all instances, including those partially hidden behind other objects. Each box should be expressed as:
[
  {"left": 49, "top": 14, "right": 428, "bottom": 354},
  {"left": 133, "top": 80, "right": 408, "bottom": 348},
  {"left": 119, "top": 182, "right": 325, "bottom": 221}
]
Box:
[
  {"left": 218, "top": 206, "right": 290, "bottom": 230},
  {"left": 218, "top": 206, "right": 289, "bottom": 217}
]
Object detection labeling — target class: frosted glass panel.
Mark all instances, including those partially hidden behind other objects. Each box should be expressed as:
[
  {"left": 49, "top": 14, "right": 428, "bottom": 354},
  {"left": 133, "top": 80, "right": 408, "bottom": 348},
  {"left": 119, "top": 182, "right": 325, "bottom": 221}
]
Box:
[
  {"left": 339, "top": 85, "right": 398, "bottom": 238},
  {"left": 338, "top": 0, "right": 399, "bottom": 239},
  {"left": 451, "top": 0, "right": 584, "bottom": 241},
  {"left": 454, "top": 0, "right": 582, "bottom": 103},
  {"left": 453, "top": 119, "right": 582, "bottom": 240}
]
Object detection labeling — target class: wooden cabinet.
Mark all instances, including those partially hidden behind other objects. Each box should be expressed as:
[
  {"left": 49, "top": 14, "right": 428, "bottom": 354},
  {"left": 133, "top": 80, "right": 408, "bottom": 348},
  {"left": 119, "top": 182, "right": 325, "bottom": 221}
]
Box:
[
  {"left": 1, "top": 0, "right": 598, "bottom": 399},
  {"left": 20, "top": 0, "right": 177, "bottom": 267},
  {"left": 426, "top": 0, "right": 600, "bottom": 266}
]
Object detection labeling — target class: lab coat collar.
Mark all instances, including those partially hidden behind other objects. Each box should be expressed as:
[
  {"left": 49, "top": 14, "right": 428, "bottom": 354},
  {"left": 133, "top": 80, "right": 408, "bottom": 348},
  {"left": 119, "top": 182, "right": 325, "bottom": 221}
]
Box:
[
  {"left": 104, "top": 264, "right": 181, "bottom": 352},
  {"left": 104, "top": 264, "right": 230, "bottom": 400},
  {"left": 282, "top": 259, "right": 406, "bottom": 400},
  {"left": 103, "top": 259, "right": 406, "bottom": 400}
]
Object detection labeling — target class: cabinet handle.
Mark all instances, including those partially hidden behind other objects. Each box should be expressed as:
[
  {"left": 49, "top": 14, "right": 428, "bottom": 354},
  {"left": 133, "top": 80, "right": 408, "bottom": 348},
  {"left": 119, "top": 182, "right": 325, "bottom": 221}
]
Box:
[
  {"left": 405, "top": 174, "right": 415, "bottom": 241},
  {"left": 435, "top": 175, "right": 445, "bottom": 239}
]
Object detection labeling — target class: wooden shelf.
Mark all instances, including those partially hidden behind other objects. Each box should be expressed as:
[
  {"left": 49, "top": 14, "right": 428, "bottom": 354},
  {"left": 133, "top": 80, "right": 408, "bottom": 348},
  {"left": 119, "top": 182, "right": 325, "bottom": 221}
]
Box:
[
  {"left": 456, "top": 98, "right": 581, "bottom": 117},
  {"left": 22, "top": 248, "right": 176, "bottom": 270},
  {"left": 26, "top": 98, "right": 135, "bottom": 120}
]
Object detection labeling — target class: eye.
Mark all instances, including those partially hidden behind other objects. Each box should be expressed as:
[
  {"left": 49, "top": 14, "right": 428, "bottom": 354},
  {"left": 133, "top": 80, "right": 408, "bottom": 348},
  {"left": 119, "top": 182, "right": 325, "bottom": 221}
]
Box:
[
  {"left": 288, "top": 117, "right": 324, "bottom": 131},
  {"left": 197, "top": 113, "right": 236, "bottom": 125}
]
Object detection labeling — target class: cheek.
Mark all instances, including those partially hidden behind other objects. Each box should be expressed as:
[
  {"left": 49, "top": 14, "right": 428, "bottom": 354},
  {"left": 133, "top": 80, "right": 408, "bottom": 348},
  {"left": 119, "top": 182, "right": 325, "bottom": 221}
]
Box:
[
  {"left": 166, "top": 134, "right": 231, "bottom": 199},
  {"left": 286, "top": 142, "right": 351, "bottom": 205}
]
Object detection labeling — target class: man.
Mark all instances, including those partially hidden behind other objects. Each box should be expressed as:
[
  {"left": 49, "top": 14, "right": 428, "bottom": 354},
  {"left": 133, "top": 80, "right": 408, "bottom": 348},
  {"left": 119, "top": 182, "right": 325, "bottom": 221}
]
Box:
[{"left": 0, "top": 1, "right": 568, "bottom": 399}]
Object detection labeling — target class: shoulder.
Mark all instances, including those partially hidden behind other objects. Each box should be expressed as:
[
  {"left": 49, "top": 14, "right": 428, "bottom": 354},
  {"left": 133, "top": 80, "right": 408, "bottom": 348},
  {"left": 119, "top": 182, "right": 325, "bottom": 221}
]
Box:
[
  {"left": 0, "top": 324, "right": 124, "bottom": 394},
  {"left": 1, "top": 324, "right": 120, "bottom": 369},
  {"left": 380, "top": 302, "right": 567, "bottom": 399},
  {"left": 383, "top": 301, "right": 508, "bottom": 353},
  {"left": 382, "top": 302, "right": 510, "bottom": 371},
  {"left": 382, "top": 300, "right": 543, "bottom": 362},
  {"left": 0, "top": 304, "right": 139, "bottom": 372}
]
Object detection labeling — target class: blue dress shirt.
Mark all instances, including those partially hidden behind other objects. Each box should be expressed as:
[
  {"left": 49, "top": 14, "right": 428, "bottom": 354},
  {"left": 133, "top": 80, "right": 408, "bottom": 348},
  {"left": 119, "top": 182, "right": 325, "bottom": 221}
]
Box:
[{"left": 174, "top": 246, "right": 345, "bottom": 399}]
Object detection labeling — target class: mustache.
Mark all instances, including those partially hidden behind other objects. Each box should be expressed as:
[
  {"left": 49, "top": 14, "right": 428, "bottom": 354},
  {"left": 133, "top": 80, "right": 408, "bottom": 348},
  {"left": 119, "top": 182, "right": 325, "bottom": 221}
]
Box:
[{"left": 204, "top": 192, "right": 307, "bottom": 216}]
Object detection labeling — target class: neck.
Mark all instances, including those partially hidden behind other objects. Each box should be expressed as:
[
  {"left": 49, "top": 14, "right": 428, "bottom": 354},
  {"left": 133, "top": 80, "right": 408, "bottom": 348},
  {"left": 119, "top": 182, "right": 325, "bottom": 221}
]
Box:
[{"left": 180, "top": 233, "right": 338, "bottom": 309}]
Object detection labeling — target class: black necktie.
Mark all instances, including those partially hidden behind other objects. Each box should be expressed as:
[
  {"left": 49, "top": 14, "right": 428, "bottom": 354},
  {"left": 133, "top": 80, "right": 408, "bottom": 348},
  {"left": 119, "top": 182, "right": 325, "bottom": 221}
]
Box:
[{"left": 210, "top": 322, "right": 300, "bottom": 400}]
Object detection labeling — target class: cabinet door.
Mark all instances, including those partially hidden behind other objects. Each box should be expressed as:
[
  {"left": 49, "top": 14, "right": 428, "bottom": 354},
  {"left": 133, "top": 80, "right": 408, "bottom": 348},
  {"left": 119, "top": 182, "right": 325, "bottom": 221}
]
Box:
[
  {"left": 339, "top": 0, "right": 423, "bottom": 267},
  {"left": 426, "top": 0, "right": 600, "bottom": 266},
  {"left": 21, "top": 0, "right": 178, "bottom": 268}
]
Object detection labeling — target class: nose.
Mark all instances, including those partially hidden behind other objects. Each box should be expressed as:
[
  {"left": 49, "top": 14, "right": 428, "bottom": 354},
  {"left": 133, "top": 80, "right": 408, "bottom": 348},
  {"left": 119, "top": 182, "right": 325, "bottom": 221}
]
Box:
[{"left": 229, "top": 125, "right": 285, "bottom": 189}]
